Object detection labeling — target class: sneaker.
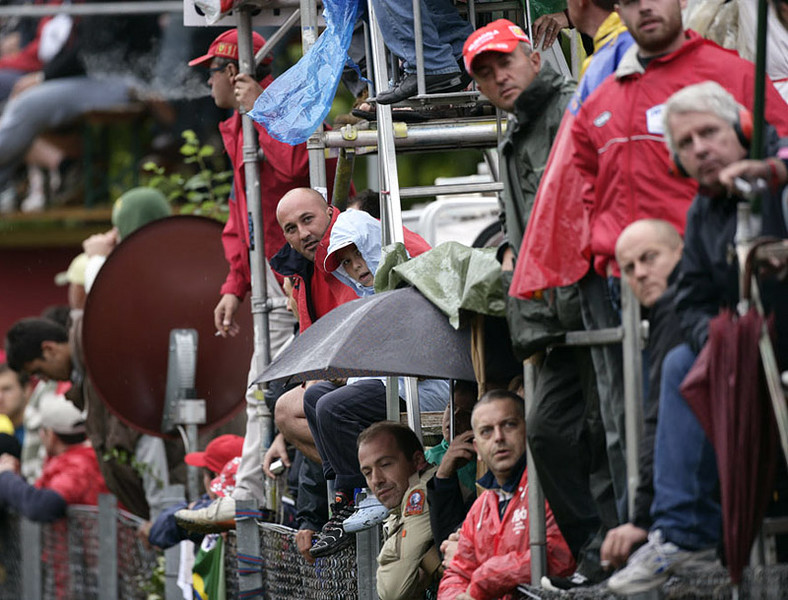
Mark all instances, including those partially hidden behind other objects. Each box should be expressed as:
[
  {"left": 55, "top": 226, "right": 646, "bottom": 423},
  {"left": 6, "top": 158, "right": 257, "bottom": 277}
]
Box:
[
  {"left": 606, "top": 530, "right": 716, "bottom": 595},
  {"left": 342, "top": 492, "right": 389, "bottom": 533},
  {"left": 309, "top": 493, "right": 356, "bottom": 558},
  {"left": 175, "top": 496, "right": 236, "bottom": 534}
]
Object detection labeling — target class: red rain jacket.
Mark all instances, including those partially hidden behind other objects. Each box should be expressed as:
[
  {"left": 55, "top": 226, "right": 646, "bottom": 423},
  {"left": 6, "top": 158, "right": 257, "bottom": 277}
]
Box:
[
  {"left": 218, "top": 74, "right": 343, "bottom": 297},
  {"left": 438, "top": 467, "right": 575, "bottom": 600},
  {"left": 36, "top": 443, "right": 110, "bottom": 506},
  {"left": 512, "top": 31, "right": 788, "bottom": 294}
]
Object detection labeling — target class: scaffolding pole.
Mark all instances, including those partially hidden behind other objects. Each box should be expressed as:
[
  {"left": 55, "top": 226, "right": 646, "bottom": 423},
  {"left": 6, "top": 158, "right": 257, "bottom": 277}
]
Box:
[{"left": 235, "top": 7, "right": 271, "bottom": 599}]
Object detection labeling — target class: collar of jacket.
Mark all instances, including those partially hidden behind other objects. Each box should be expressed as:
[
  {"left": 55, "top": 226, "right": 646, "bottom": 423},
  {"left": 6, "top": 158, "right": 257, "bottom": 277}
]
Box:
[
  {"left": 389, "top": 465, "right": 437, "bottom": 518},
  {"left": 477, "top": 451, "right": 527, "bottom": 492},
  {"left": 594, "top": 12, "right": 628, "bottom": 52},
  {"left": 269, "top": 242, "right": 312, "bottom": 279},
  {"left": 616, "top": 29, "right": 702, "bottom": 79},
  {"left": 509, "top": 64, "right": 565, "bottom": 131}
]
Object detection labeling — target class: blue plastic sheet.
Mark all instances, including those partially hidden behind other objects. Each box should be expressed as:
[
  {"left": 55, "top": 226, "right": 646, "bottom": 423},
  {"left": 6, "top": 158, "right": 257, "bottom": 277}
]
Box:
[{"left": 247, "top": 0, "right": 359, "bottom": 145}]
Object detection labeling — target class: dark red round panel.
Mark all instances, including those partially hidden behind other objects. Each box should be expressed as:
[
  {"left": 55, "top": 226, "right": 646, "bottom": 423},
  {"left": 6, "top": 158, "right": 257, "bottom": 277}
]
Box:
[{"left": 83, "top": 216, "right": 252, "bottom": 437}]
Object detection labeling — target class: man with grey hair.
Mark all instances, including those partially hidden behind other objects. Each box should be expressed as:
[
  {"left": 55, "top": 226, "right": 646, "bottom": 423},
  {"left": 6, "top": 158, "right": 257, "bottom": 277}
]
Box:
[
  {"left": 569, "top": 0, "right": 788, "bottom": 537},
  {"left": 607, "top": 81, "right": 788, "bottom": 595}
]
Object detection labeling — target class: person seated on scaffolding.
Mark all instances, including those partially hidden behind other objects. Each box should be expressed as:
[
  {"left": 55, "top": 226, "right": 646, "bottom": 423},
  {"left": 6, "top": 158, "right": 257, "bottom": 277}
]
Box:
[
  {"left": 296, "top": 207, "right": 449, "bottom": 559},
  {"left": 437, "top": 390, "right": 575, "bottom": 600},
  {"left": 174, "top": 26, "right": 347, "bottom": 536},
  {"left": 357, "top": 421, "right": 442, "bottom": 600},
  {"left": 176, "top": 188, "right": 357, "bottom": 535},
  {"left": 607, "top": 81, "right": 788, "bottom": 595},
  {"left": 595, "top": 219, "right": 684, "bottom": 574},
  {"left": 0, "top": 391, "right": 110, "bottom": 521}
]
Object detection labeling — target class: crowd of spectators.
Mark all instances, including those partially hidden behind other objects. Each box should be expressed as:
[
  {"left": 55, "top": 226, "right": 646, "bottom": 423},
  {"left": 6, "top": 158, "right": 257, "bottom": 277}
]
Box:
[{"left": 2, "top": 1, "right": 788, "bottom": 599}]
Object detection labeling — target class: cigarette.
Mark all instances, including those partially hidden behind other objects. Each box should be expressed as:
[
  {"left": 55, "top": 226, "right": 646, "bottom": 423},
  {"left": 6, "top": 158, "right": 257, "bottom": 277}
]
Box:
[{"left": 214, "top": 331, "right": 222, "bottom": 336}]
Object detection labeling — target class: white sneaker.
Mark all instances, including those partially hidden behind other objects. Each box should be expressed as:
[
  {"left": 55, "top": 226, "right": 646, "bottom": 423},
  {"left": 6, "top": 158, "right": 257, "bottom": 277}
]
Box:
[
  {"left": 342, "top": 492, "right": 389, "bottom": 533},
  {"left": 175, "top": 496, "right": 236, "bottom": 533},
  {"left": 607, "top": 530, "right": 716, "bottom": 595}
]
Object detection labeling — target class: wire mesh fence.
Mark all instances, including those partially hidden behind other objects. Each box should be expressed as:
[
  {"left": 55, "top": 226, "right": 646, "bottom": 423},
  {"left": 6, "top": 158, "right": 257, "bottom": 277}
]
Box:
[
  {"left": 0, "top": 503, "right": 160, "bottom": 600},
  {"left": 0, "top": 510, "right": 22, "bottom": 599},
  {"left": 222, "top": 522, "right": 360, "bottom": 599},
  {"left": 6, "top": 498, "right": 788, "bottom": 599}
]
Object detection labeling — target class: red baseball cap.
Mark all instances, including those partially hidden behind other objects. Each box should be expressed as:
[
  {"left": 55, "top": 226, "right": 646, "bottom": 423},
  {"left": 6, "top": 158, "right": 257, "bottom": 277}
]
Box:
[
  {"left": 462, "top": 19, "right": 531, "bottom": 75},
  {"left": 184, "top": 434, "right": 244, "bottom": 473},
  {"left": 188, "top": 29, "right": 270, "bottom": 67}
]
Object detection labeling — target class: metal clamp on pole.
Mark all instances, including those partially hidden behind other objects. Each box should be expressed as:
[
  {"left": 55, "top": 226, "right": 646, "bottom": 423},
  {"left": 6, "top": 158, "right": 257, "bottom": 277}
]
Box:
[{"left": 162, "top": 328, "right": 206, "bottom": 502}]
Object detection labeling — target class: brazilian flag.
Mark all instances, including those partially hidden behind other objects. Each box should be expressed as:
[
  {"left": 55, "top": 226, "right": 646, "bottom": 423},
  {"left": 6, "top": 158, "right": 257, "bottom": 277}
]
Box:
[{"left": 193, "top": 534, "right": 226, "bottom": 600}]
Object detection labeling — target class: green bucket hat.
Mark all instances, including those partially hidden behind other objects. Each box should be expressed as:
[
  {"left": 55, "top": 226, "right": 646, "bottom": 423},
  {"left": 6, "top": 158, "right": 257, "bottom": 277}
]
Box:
[{"left": 112, "top": 187, "right": 171, "bottom": 240}]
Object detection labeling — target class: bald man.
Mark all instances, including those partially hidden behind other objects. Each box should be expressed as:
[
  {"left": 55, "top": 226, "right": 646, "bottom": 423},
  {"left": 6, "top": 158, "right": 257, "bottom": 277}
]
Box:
[
  {"left": 176, "top": 188, "right": 355, "bottom": 535},
  {"left": 600, "top": 219, "right": 684, "bottom": 570},
  {"left": 615, "top": 219, "right": 683, "bottom": 308},
  {"left": 273, "top": 188, "right": 358, "bottom": 330}
]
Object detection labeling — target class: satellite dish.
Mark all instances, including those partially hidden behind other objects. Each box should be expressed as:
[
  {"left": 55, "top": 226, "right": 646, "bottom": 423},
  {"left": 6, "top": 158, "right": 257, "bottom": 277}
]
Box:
[{"left": 83, "top": 216, "right": 252, "bottom": 437}]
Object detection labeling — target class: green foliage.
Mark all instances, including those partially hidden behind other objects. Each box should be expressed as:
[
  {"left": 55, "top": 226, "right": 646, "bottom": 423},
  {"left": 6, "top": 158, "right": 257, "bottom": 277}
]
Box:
[
  {"left": 142, "top": 130, "right": 232, "bottom": 222},
  {"left": 102, "top": 447, "right": 163, "bottom": 490},
  {"left": 138, "top": 554, "right": 166, "bottom": 600}
]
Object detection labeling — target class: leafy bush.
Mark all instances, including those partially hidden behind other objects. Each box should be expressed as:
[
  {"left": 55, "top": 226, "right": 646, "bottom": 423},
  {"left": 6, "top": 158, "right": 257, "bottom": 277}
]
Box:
[{"left": 142, "top": 130, "right": 232, "bottom": 222}]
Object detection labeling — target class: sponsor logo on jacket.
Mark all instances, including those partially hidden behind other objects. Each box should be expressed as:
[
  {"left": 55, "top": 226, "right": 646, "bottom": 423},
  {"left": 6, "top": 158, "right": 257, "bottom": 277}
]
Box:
[{"left": 512, "top": 506, "right": 528, "bottom": 534}]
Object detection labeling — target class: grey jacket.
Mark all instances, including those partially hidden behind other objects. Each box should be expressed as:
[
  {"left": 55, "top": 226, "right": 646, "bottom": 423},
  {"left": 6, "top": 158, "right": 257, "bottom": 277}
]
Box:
[{"left": 499, "top": 64, "right": 576, "bottom": 258}]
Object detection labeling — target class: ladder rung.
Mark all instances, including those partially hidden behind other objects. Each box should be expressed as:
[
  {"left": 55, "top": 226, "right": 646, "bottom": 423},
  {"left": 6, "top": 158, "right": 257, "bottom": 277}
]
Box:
[
  {"left": 562, "top": 327, "right": 626, "bottom": 346},
  {"left": 322, "top": 118, "right": 506, "bottom": 150},
  {"left": 399, "top": 182, "right": 503, "bottom": 198}
]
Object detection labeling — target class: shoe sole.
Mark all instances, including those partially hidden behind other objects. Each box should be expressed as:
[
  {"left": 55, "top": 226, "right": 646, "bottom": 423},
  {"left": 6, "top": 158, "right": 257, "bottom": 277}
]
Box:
[
  {"left": 174, "top": 516, "right": 236, "bottom": 534},
  {"left": 309, "top": 534, "right": 354, "bottom": 558}
]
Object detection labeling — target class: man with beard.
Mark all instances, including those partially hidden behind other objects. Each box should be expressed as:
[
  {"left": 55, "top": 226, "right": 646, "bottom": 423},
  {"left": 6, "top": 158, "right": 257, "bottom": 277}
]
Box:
[{"left": 569, "top": 0, "right": 788, "bottom": 524}]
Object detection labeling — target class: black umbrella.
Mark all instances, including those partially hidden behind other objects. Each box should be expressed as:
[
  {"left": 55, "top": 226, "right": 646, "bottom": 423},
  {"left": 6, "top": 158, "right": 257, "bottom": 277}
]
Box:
[{"left": 255, "top": 286, "right": 475, "bottom": 384}]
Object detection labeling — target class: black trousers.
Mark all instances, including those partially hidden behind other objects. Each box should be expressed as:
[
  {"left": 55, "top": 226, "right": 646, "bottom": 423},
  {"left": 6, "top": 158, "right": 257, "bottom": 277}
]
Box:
[{"left": 526, "top": 344, "right": 618, "bottom": 561}]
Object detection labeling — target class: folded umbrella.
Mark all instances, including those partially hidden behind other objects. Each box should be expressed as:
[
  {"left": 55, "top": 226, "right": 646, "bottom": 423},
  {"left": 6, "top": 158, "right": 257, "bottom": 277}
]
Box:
[{"left": 680, "top": 307, "right": 778, "bottom": 584}]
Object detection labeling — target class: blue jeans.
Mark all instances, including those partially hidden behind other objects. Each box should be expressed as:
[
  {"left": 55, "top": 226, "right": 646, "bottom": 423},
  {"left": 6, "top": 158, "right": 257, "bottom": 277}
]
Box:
[
  {"left": 651, "top": 343, "right": 721, "bottom": 550},
  {"left": 303, "top": 379, "right": 389, "bottom": 493},
  {"left": 369, "top": 0, "right": 474, "bottom": 74},
  {"left": 0, "top": 76, "right": 131, "bottom": 186}
]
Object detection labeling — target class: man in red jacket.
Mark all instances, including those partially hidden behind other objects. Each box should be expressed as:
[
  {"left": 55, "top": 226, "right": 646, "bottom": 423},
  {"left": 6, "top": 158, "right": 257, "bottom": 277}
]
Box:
[
  {"left": 178, "top": 30, "right": 344, "bottom": 532},
  {"left": 0, "top": 391, "right": 110, "bottom": 521},
  {"left": 438, "top": 390, "right": 575, "bottom": 599},
  {"left": 569, "top": 0, "right": 788, "bottom": 523}
]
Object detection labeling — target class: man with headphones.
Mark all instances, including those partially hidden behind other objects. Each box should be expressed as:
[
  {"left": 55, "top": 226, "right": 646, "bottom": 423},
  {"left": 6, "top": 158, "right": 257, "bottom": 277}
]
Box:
[
  {"left": 568, "top": 0, "right": 788, "bottom": 535},
  {"left": 606, "top": 80, "right": 788, "bottom": 595}
]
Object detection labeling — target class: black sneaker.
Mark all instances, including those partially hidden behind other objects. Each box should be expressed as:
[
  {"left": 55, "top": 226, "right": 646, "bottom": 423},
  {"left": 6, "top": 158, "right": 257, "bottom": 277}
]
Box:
[
  {"left": 309, "top": 493, "right": 356, "bottom": 558},
  {"left": 546, "top": 571, "right": 593, "bottom": 590}
]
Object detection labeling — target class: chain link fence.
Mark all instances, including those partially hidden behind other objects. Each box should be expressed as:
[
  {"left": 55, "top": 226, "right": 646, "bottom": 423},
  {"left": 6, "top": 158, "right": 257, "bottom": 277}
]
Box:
[
  {"left": 6, "top": 499, "right": 788, "bottom": 599},
  {"left": 0, "top": 501, "right": 160, "bottom": 600}
]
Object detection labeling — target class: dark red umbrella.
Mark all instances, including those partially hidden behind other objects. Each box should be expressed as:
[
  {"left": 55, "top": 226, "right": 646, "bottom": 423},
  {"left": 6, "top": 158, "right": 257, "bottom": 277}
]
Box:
[{"left": 680, "top": 306, "right": 778, "bottom": 584}]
